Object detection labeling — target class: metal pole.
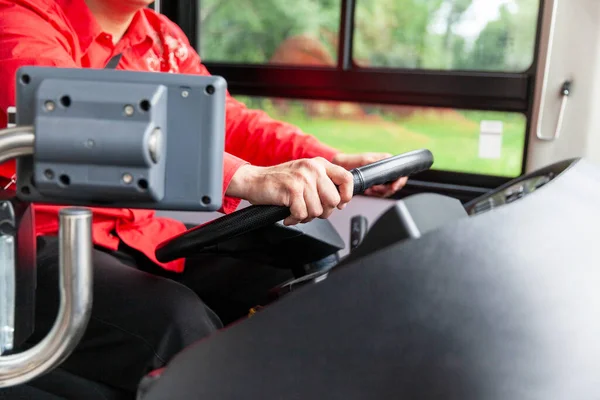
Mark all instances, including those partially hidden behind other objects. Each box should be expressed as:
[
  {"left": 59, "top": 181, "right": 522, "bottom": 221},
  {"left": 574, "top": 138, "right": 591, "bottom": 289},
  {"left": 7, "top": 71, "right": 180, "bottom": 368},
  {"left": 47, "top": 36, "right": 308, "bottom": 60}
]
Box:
[
  {"left": 0, "top": 126, "right": 35, "bottom": 163},
  {"left": 0, "top": 126, "right": 94, "bottom": 387}
]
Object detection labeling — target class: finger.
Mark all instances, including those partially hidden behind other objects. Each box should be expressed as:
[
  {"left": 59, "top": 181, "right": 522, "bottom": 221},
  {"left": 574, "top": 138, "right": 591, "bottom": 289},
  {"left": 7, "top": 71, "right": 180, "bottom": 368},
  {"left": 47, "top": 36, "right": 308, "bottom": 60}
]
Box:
[
  {"left": 373, "top": 152, "right": 393, "bottom": 161},
  {"left": 364, "top": 188, "right": 378, "bottom": 197},
  {"left": 366, "top": 176, "right": 407, "bottom": 197},
  {"left": 391, "top": 177, "right": 408, "bottom": 191},
  {"left": 324, "top": 163, "right": 353, "bottom": 206},
  {"left": 320, "top": 207, "right": 335, "bottom": 219},
  {"left": 316, "top": 174, "right": 340, "bottom": 219},
  {"left": 284, "top": 216, "right": 300, "bottom": 226},
  {"left": 381, "top": 185, "right": 398, "bottom": 198},
  {"left": 365, "top": 185, "right": 395, "bottom": 198},
  {"left": 369, "top": 185, "right": 390, "bottom": 195},
  {"left": 286, "top": 189, "right": 307, "bottom": 226},
  {"left": 363, "top": 152, "right": 392, "bottom": 165},
  {"left": 302, "top": 182, "right": 323, "bottom": 223},
  {"left": 365, "top": 187, "right": 387, "bottom": 197},
  {"left": 375, "top": 178, "right": 407, "bottom": 198},
  {"left": 317, "top": 174, "right": 342, "bottom": 209}
]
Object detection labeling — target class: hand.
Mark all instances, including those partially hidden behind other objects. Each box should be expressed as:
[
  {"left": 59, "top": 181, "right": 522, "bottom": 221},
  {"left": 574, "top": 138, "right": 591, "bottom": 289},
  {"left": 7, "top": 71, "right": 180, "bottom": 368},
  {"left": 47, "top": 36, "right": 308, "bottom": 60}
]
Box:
[
  {"left": 331, "top": 152, "right": 408, "bottom": 197},
  {"left": 226, "top": 157, "right": 354, "bottom": 226}
]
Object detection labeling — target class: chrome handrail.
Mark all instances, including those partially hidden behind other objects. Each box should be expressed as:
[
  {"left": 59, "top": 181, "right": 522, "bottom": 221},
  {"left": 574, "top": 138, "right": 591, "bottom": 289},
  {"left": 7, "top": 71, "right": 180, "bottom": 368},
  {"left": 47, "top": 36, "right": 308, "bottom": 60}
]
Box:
[{"left": 0, "top": 126, "right": 93, "bottom": 387}]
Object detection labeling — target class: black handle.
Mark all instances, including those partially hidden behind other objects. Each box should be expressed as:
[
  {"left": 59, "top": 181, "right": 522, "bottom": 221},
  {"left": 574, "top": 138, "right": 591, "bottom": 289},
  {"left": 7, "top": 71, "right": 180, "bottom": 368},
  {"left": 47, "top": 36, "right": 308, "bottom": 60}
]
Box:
[
  {"left": 156, "top": 149, "right": 433, "bottom": 262},
  {"left": 352, "top": 149, "right": 433, "bottom": 194}
]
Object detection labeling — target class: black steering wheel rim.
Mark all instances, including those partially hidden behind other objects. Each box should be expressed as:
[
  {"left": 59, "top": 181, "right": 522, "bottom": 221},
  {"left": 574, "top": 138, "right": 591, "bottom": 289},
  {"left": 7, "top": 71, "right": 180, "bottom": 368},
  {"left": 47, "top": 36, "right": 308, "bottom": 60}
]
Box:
[{"left": 156, "top": 149, "right": 434, "bottom": 263}]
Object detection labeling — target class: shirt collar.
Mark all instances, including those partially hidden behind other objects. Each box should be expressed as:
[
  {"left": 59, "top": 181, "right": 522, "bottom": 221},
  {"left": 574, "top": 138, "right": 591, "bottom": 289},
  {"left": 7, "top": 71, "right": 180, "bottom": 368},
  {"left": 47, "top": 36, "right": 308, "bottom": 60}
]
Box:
[
  {"left": 56, "top": 0, "right": 155, "bottom": 54},
  {"left": 126, "top": 10, "right": 156, "bottom": 47}
]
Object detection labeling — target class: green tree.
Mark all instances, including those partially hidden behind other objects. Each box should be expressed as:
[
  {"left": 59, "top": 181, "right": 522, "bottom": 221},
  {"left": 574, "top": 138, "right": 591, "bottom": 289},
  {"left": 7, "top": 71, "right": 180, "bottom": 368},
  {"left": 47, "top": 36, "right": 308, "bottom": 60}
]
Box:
[
  {"left": 441, "top": 0, "right": 473, "bottom": 67},
  {"left": 467, "top": 0, "right": 539, "bottom": 71},
  {"left": 451, "top": 36, "right": 469, "bottom": 69},
  {"left": 353, "top": 0, "right": 446, "bottom": 68},
  {"left": 199, "top": 0, "right": 338, "bottom": 63},
  {"left": 469, "top": 5, "right": 512, "bottom": 70},
  {"left": 505, "top": 0, "right": 541, "bottom": 70}
]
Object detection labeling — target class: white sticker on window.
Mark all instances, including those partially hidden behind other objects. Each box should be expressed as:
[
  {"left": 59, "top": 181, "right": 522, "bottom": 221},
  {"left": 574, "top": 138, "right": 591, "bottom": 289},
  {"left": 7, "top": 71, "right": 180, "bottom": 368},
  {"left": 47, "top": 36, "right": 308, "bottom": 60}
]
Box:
[
  {"left": 479, "top": 120, "right": 503, "bottom": 159},
  {"left": 6, "top": 107, "right": 16, "bottom": 128}
]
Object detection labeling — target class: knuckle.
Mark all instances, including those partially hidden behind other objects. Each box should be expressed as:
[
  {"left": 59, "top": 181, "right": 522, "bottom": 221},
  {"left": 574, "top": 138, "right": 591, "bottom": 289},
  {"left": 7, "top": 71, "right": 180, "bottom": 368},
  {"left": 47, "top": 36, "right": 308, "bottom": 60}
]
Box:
[
  {"left": 279, "top": 193, "right": 290, "bottom": 206},
  {"left": 310, "top": 205, "right": 324, "bottom": 218},
  {"left": 298, "top": 158, "right": 316, "bottom": 169},
  {"left": 332, "top": 192, "right": 342, "bottom": 205},
  {"left": 300, "top": 158, "right": 324, "bottom": 174},
  {"left": 283, "top": 191, "right": 303, "bottom": 207},
  {"left": 287, "top": 182, "right": 303, "bottom": 196},
  {"left": 297, "top": 210, "right": 308, "bottom": 220},
  {"left": 293, "top": 169, "right": 311, "bottom": 184},
  {"left": 325, "top": 192, "right": 340, "bottom": 207}
]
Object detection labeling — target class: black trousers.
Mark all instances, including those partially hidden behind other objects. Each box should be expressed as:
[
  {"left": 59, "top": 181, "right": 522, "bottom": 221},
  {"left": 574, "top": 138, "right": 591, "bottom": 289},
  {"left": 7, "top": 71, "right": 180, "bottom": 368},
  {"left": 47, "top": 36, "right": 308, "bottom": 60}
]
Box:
[{"left": 26, "top": 236, "right": 293, "bottom": 393}]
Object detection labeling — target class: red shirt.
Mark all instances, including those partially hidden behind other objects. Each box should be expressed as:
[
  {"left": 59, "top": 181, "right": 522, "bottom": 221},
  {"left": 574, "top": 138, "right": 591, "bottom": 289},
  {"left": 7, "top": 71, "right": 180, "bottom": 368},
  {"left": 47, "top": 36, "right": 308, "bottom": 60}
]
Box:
[{"left": 0, "top": 0, "right": 339, "bottom": 272}]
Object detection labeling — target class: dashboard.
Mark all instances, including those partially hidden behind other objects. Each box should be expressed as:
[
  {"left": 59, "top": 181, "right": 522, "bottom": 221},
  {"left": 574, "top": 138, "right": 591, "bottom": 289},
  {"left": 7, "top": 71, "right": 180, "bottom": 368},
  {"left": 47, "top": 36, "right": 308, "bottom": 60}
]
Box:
[{"left": 464, "top": 158, "right": 577, "bottom": 216}]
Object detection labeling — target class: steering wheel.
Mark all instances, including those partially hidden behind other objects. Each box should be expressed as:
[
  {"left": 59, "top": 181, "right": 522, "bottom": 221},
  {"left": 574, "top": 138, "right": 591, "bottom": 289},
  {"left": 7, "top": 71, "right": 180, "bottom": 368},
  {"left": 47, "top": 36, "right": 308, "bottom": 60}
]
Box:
[{"left": 155, "top": 149, "right": 434, "bottom": 262}]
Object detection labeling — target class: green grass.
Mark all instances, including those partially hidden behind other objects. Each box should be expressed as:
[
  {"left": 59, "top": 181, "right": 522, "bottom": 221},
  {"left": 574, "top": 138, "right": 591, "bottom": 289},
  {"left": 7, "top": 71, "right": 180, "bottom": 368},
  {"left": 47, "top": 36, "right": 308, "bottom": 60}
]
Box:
[
  {"left": 280, "top": 112, "right": 526, "bottom": 177},
  {"left": 237, "top": 97, "right": 527, "bottom": 177}
]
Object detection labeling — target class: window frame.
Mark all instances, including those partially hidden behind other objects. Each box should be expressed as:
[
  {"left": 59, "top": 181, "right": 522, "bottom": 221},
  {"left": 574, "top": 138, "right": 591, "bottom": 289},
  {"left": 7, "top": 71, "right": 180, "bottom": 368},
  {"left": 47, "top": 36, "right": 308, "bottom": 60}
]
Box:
[{"left": 162, "top": 0, "right": 547, "bottom": 190}]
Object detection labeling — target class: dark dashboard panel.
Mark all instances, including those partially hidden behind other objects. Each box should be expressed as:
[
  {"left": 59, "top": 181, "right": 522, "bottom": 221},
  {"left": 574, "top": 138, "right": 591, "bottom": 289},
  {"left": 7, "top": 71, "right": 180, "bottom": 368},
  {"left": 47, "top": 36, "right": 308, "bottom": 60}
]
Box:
[
  {"left": 393, "top": 179, "right": 490, "bottom": 205},
  {"left": 141, "top": 158, "right": 600, "bottom": 400},
  {"left": 464, "top": 158, "right": 575, "bottom": 215}
]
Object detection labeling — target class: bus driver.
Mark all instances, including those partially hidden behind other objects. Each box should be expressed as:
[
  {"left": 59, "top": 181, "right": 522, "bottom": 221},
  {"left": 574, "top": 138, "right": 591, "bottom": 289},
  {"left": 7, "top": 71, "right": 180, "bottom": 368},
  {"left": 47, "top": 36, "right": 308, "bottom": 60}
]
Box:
[{"left": 0, "top": 0, "right": 407, "bottom": 393}]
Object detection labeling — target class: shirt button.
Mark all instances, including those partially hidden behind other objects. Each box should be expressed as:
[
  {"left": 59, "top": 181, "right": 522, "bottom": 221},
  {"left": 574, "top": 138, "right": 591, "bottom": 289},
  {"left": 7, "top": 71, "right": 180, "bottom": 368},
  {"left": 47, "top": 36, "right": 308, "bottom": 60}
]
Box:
[{"left": 103, "top": 34, "right": 112, "bottom": 41}]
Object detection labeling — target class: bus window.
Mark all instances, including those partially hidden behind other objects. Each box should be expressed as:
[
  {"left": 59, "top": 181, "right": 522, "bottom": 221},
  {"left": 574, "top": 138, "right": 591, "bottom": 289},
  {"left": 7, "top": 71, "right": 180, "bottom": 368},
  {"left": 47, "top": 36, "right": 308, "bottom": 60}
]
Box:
[
  {"left": 236, "top": 96, "right": 526, "bottom": 177},
  {"left": 354, "top": 0, "right": 540, "bottom": 72},
  {"left": 198, "top": 0, "right": 342, "bottom": 65},
  {"left": 185, "top": 0, "right": 542, "bottom": 181}
]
